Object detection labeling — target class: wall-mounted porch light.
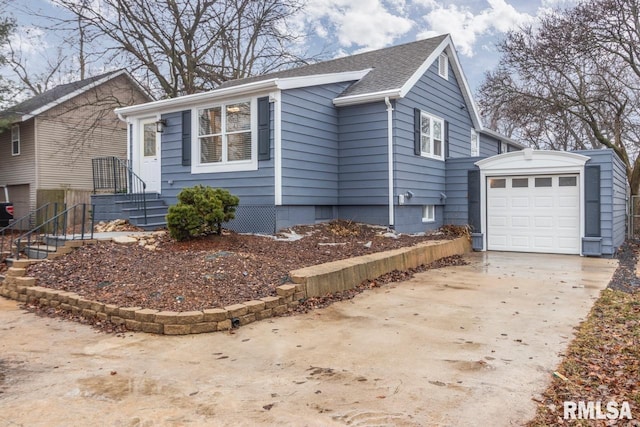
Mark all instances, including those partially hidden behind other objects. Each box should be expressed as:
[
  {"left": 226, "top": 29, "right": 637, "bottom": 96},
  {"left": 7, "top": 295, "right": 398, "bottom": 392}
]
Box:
[{"left": 155, "top": 119, "right": 167, "bottom": 133}]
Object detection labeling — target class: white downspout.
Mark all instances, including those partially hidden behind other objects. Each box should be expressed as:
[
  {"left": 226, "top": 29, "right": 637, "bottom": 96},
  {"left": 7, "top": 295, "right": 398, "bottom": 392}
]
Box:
[{"left": 385, "top": 97, "right": 394, "bottom": 228}]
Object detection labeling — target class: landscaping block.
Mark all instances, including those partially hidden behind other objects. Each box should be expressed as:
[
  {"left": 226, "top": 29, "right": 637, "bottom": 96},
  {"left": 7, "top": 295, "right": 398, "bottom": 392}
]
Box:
[
  {"left": 244, "top": 300, "right": 265, "bottom": 313},
  {"left": 164, "top": 324, "right": 192, "bottom": 335},
  {"left": 6, "top": 268, "right": 26, "bottom": 277},
  {"left": 224, "top": 304, "right": 248, "bottom": 318},
  {"left": 217, "top": 319, "right": 232, "bottom": 331},
  {"left": 140, "top": 322, "right": 164, "bottom": 334},
  {"left": 276, "top": 284, "right": 296, "bottom": 297},
  {"left": 125, "top": 319, "right": 141, "bottom": 331},
  {"left": 256, "top": 309, "right": 272, "bottom": 320},
  {"left": 239, "top": 313, "right": 256, "bottom": 326},
  {"left": 82, "top": 309, "right": 96, "bottom": 319},
  {"left": 104, "top": 304, "right": 119, "bottom": 316},
  {"left": 203, "top": 308, "right": 228, "bottom": 322},
  {"left": 135, "top": 309, "right": 159, "bottom": 323},
  {"left": 272, "top": 305, "right": 288, "bottom": 316},
  {"left": 14, "top": 276, "right": 36, "bottom": 287},
  {"left": 175, "top": 311, "right": 204, "bottom": 325},
  {"left": 119, "top": 307, "right": 142, "bottom": 320},
  {"left": 190, "top": 322, "right": 218, "bottom": 334},
  {"left": 155, "top": 311, "right": 180, "bottom": 325},
  {"left": 260, "top": 296, "right": 280, "bottom": 309},
  {"left": 90, "top": 302, "right": 105, "bottom": 313}
]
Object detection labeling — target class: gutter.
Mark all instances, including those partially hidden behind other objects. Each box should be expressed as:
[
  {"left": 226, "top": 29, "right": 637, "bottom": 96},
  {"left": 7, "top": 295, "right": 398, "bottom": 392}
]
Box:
[{"left": 385, "top": 96, "right": 394, "bottom": 228}]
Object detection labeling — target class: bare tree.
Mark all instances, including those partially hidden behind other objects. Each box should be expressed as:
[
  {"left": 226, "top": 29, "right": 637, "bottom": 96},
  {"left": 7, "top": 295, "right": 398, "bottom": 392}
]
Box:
[
  {"left": 478, "top": 1, "right": 640, "bottom": 193},
  {"left": 51, "top": 0, "right": 307, "bottom": 98}
]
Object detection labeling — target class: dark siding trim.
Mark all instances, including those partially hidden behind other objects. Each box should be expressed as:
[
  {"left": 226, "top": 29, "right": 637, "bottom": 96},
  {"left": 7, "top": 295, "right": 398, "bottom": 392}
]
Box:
[
  {"left": 444, "top": 120, "right": 450, "bottom": 158},
  {"left": 258, "top": 96, "right": 270, "bottom": 160},
  {"left": 468, "top": 169, "right": 481, "bottom": 232},
  {"left": 414, "top": 108, "right": 421, "bottom": 155},
  {"left": 585, "top": 165, "right": 601, "bottom": 237},
  {"left": 181, "top": 110, "right": 191, "bottom": 166}
]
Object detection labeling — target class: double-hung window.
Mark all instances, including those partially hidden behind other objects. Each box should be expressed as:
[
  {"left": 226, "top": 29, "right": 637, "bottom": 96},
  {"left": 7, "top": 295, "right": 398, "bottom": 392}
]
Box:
[
  {"left": 11, "top": 124, "right": 20, "bottom": 156},
  {"left": 194, "top": 100, "right": 256, "bottom": 173},
  {"left": 420, "top": 112, "right": 444, "bottom": 160}
]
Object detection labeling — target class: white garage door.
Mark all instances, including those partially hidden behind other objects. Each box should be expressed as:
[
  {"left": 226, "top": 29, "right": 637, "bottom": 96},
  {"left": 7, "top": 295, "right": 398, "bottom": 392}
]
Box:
[{"left": 487, "top": 175, "right": 580, "bottom": 254}]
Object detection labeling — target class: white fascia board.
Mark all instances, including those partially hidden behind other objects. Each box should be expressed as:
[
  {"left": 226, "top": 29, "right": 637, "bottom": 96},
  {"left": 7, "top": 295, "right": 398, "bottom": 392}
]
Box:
[
  {"left": 333, "top": 89, "right": 402, "bottom": 107},
  {"left": 22, "top": 70, "right": 128, "bottom": 121},
  {"left": 116, "top": 69, "right": 372, "bottom": 119},
  {"left": 115, "top": 79, "right": 280, "bottom": 118},
  {"left": 275, "top": 69, "right": 372, "bottom": 90},
  {"left": 398, "top": 35, "right": 450, "bottom": 98},
  {"left": 396, "top": 35, "right": 483, "bottom": 129}
]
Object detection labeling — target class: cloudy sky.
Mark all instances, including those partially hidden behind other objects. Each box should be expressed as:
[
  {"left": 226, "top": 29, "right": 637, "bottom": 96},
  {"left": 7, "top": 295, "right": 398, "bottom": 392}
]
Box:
[{"left": 8, "top": 0, "right": 578, "bottom": 94}]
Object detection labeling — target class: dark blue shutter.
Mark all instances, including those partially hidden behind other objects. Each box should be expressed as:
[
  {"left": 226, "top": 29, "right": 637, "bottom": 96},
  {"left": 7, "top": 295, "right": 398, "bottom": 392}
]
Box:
[
  {"left": 414, "top": 108, "right": 421, "bottom": 155},
  {"left": 468, "top": 169, "right": 481, "bottom": 232},
  {"left": 585, "top": 165, "right": 601, "bottom": 237},
  {"left": 444, "top": 120, "right": 450, "bottom": 158},
  {"left": 181, "top": 110, "right": 191, "bottom": 166},
  {"left": 258, "top": 97, "right": 270, "bottom": 161}
]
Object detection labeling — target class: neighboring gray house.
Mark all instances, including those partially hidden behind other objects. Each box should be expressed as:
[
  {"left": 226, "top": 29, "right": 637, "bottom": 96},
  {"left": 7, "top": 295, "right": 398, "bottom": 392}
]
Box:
[{"left": 111, "top": 34, "right": 627, "bottom": 257}]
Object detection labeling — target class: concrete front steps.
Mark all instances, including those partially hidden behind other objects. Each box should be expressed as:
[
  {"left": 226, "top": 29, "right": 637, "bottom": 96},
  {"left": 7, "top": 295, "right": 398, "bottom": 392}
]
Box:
[{"left": 0, "top": 236, "right": 471, "bottom": 335}]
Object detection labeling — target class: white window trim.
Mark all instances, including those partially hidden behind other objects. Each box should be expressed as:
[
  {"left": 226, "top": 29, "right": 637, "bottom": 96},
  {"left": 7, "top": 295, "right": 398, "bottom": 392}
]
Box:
[
  {"left": 11, "top": 124, "right": 20, "bottom": 156},
  {"left": 422, "top": 205, "right": 435, "bottom": 223},
  {"left": 500, "top": 141, "right": 508, "bottom": 154},
  {"left": 191, "top": 97, "right": 258, "bottom": 174},
  {"left": 420, "top": 111, "right": 445, "bottom": 161},
  {"left": 438, "top": 53, "right": 448, "bottom": 80},
  {"left": 471, "top": 128, "right": 479, "bottom": 156}
]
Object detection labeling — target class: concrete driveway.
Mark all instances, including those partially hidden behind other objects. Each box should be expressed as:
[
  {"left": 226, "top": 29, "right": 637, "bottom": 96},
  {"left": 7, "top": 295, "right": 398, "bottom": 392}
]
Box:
[{"left": 0, "top": 251, "right": 616, "bottom": 426}]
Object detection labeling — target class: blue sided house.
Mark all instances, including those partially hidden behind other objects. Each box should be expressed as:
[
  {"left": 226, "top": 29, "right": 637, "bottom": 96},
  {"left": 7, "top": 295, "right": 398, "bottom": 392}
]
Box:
[{"left": 110, "top": 34, "right": 627, "bottom": 257}]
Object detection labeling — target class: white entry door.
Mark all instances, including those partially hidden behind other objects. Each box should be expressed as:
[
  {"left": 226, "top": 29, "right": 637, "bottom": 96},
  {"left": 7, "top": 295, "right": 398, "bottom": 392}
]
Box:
[
  {"left": 486, "top": 175, "right": 580, "bottom": 254},
  {"left": 138, "top": 119, "right": 161, "bottom": 193}
]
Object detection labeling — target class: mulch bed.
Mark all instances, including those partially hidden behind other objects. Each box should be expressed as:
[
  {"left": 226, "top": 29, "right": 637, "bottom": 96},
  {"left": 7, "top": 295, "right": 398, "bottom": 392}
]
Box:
[{"left": 24, "top": 221, "right": 462, "bottom": 313}]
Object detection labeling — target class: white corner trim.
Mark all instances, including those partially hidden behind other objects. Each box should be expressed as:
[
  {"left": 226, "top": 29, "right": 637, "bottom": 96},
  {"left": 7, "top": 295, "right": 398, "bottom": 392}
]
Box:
[
  {"left": 272, "top": 91, "right": 282, "bottom": 206},
  {"left": 385, "top": 96, "right": 394, "bottom": 227}
]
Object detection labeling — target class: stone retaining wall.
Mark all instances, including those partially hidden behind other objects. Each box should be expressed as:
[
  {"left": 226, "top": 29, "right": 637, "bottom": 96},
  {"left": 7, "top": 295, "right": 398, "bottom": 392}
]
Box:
[{"left": 0, "top": 237, "right": 470, "bottom": 335}]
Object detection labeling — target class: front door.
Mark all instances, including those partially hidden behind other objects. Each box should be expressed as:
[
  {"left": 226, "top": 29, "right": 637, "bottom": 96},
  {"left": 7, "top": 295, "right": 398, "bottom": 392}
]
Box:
[{"left": 138, "top": 118, "right": 161, "bottom": 193}]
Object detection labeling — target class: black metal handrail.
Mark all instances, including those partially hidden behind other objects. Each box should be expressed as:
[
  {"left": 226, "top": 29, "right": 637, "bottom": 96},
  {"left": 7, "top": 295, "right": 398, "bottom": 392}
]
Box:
[
  {"left": 92, "top": 156, "right": 148, "bottom": 224},
  {"left": 12, "top": 203, "right": 94, "bottom": 260},
  {"left": 0, "top": 203, "right": 59, "bottom": 262}
]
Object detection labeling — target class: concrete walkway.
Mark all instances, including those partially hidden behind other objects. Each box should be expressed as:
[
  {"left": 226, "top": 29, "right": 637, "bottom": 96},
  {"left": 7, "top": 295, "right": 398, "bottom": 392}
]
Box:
[{"left": 0, "top": 252, "right": 617, "bottom": 426}]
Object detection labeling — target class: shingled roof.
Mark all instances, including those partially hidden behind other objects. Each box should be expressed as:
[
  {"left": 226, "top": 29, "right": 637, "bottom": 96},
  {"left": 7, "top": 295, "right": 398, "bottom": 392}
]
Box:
[
  {"left": 218, "top": 34, "right": 449, "bottom": 99},
  {"left": 0, "top": 70, "right": 139, "bottom": 122}
]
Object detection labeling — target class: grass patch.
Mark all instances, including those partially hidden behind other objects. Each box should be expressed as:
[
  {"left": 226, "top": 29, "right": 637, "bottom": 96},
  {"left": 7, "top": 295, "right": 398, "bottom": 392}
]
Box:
[{"left": 527, "top": 289, "right": 640, "bottom": 425}]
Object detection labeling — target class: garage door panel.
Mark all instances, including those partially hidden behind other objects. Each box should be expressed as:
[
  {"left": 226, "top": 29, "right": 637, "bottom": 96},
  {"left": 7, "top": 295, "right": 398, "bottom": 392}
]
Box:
[
  {"left": 511, "top": 216, "right": 529, "bottom": 228},
  {"left": 510, "top": 197, "right": 529, "bottom": 208},
  {"left": 488, "top": 197, "right": 507, "bottom": 208},
  {"left": 534, "top": 197, "right": 553, "bottom": 207},
  {"left": 487, "top": 175, "right": 580, "bottom": 254}
]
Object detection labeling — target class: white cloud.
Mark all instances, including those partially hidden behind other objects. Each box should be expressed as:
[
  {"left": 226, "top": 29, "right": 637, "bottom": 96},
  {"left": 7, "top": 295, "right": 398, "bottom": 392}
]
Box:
[
  {"left": 8, "top": 26, "right": 49, "bottom": 55},
  {"left": 297, "top": 0, "right": 414, "bottom": 51},
  {"left": 416, "top": 0, "right": 534, "bottom": 57}
]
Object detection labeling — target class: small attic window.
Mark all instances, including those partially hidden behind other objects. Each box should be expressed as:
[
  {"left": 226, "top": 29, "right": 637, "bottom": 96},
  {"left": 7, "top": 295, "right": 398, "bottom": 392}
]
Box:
[{"left": 438, "top": 53, "right": 448, "bottom": 80}]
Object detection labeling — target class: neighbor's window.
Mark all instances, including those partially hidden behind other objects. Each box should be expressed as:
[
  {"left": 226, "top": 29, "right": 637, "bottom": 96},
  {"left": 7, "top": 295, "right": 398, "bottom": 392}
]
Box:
[
  {"left": 11, "top": 124, "right": 20, "bottom": 156},
  {"left": 420, "top": 112, "right": 444, "bottom": 160},
  {"left": 438, "top": 53, "right": 448, "bottom": 79},
  {"left": 195, "top": 100, "right": 255, "bottom": 173},
  {"left": 470, "top": 129, "right": 479, "bottom": 156},
  {"left": 422, "top": 205, "right": 435, "bottom": 223}
]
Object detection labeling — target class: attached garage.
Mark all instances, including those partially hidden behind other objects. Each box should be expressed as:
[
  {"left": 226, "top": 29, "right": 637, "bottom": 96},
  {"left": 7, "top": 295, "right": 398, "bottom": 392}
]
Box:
[{"left": 456, "top": 148, "right": 630, "bottom": 257}]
